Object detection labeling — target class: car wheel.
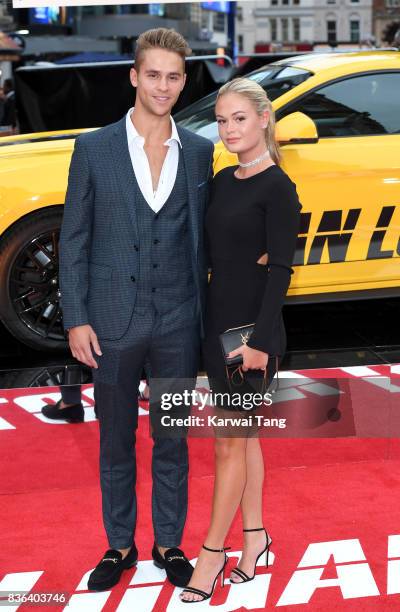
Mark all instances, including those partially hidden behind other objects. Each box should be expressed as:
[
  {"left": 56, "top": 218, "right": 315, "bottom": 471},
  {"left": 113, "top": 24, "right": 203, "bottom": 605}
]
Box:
[
  {"left": 0, "top": 364, "right": 92, "bottom": 388},
  {"left": 0, "top": 207, "right": 68, "bottom": 352}
]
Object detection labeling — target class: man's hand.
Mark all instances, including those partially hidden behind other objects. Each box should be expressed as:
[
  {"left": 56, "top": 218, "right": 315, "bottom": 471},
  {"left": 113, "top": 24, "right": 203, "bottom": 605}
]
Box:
[
  {"left": 68, "top": 324, "right": 102, "bottom": 369},
  {"left": 228, "top": 345, "right": 269, "bottom": 372}
]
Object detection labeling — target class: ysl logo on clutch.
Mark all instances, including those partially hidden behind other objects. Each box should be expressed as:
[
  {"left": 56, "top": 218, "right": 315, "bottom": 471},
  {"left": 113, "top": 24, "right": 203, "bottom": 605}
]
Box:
[{"left": 240, "top": 331, "right": 251, "bottom": 345}]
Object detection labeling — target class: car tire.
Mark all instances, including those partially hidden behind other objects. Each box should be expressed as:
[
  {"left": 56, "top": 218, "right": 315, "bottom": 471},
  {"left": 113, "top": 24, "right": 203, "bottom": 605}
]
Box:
[{"left": 0, "top": 207, "right": 68, "bottom": 352}]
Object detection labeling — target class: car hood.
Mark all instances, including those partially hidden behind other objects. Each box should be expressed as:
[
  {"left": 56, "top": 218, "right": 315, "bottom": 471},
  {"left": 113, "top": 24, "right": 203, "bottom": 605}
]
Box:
[{"left": 0, "top": 128, "right": 97, "bottom": 150}]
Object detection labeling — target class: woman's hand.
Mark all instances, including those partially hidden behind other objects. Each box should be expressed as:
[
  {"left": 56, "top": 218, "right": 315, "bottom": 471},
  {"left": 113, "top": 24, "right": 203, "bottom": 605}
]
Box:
[{"left": 228, "top": 345, "right": 269, "bottom": 372}]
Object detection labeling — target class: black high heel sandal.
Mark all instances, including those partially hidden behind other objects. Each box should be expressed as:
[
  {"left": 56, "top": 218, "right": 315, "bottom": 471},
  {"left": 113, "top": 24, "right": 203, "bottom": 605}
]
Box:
[
  {"left": 229, "top": 527, "right": 272, "bottom": 584},
  {"left": 180, "top": 544, "right": 230, "bottom": 603}
]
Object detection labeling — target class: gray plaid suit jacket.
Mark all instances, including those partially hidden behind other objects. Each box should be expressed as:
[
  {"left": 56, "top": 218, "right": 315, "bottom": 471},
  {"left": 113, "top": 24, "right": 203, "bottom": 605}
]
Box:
[{"left": 59, "top": 116, "right": 214, "bottom": 340}]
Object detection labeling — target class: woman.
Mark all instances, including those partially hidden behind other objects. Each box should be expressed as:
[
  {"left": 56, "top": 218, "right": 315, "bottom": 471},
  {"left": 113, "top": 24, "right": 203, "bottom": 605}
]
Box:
[{"left": 180, "top": 78, "right": 302, "bottom": 603}]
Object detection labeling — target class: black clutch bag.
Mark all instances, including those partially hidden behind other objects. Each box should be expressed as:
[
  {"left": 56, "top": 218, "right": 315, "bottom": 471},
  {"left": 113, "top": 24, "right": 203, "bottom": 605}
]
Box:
[
  {"left": 219, "top": 323, "right": 255, "bottom": 366},
  {"left": 219, "top": 323, "right": 280, "bottom": 394}
]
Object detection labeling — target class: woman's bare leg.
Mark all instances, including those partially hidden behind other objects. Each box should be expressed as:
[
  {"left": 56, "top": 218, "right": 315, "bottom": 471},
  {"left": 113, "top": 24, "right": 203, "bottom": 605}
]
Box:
[
  {"left": 230, "top": 435, "right": 269, "bottom": 582},
  {"left": 180, "top": 433, "right": 248, "bottom": 602}
]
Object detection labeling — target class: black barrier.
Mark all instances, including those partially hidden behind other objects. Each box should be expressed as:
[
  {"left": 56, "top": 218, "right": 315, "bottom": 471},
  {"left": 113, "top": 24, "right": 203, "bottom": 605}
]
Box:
[{"left": 15, "top": 55, "right": 234, "bottom": 134}]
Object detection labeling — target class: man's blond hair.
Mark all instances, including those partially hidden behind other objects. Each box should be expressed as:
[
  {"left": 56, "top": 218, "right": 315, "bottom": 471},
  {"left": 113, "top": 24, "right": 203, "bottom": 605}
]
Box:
[{"left": 134, "top": 28, "right": 192, "bottom": 71}]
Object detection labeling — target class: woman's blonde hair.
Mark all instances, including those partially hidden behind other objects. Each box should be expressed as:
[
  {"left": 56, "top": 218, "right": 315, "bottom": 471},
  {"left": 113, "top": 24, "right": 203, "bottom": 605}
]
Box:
[{"left": 216, "top": 77, "right": 281, "bottom": 165}]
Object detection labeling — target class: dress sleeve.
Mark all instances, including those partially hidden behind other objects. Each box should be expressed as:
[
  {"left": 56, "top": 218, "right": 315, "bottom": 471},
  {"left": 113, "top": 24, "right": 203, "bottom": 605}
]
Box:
[{"left": 247, "top": 173, "right": 301, "bottom": 354}]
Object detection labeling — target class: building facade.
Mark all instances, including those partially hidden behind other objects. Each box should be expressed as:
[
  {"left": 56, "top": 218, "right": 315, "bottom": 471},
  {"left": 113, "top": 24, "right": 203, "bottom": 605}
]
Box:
[
  {"left": 8, "top": 3, "right": 229, "bottom": 61},
  {"left": 236, "top": 0, "right": 373, "bottom": 53},
  {"left": 372, "top": 0, "right": 400, "bottom": 45}
]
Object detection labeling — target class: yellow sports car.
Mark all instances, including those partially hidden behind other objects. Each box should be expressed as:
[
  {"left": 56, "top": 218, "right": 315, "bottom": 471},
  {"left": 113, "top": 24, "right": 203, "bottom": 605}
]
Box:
[{"left": 0, "top": 51, "right": 399, "bottom": 351}]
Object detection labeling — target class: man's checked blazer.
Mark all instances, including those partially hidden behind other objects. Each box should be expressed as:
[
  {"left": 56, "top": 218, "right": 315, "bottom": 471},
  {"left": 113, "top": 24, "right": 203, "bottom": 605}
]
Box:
[{"left": 59, "top": 116, "right": 214, "bottom": 340}]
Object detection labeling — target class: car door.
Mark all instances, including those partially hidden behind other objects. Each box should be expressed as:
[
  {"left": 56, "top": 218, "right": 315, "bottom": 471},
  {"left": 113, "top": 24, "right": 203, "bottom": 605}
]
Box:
[{"left": 277, "top": 70, "right": 400, "bottom": 301}]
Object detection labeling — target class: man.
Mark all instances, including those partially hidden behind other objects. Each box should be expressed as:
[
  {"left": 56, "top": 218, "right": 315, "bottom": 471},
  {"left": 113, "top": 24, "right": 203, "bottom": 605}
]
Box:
[{"left": 59, "top": 28, "right": 214, "bottom": 591}]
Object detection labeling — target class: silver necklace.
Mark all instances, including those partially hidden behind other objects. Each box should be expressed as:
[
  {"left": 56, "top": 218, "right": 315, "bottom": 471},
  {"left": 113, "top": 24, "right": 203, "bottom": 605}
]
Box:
[{"left": 238, "top": 150, "right": 270, "bottom": 168}]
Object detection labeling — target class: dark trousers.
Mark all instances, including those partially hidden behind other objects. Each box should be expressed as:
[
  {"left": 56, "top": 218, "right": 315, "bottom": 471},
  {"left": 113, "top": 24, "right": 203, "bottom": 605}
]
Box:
[
  {"left": 60, "top": 384, "right": 82, "bottom": 405},
  {"left": 92, "top": 299, "right": 199, "bottom": 550}
]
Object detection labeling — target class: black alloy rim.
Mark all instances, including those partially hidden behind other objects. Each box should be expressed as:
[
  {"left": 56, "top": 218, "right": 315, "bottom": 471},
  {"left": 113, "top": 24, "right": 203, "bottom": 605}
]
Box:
[{"left": 9, "top": 229, "right": 65, "bottom": 341}]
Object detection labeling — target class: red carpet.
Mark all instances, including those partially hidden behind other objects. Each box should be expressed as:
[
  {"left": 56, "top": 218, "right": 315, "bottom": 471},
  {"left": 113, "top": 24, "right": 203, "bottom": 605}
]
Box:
[{"left": 1, "top": 364, "right": 400, "bottom": 611}]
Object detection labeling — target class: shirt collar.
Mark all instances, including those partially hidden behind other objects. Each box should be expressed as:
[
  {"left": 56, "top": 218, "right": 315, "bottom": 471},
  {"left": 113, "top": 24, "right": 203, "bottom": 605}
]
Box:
[{"left": 126, "top": 107, "right": 182, "bottom": 149}]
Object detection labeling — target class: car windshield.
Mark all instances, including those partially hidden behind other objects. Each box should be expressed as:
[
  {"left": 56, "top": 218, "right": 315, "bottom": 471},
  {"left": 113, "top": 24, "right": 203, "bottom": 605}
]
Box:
[{"left": 175, "top": 65, "right": 312, "bottom": 142}]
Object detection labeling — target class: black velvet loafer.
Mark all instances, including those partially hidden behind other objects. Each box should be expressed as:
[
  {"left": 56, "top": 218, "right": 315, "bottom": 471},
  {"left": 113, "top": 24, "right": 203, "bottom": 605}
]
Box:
[
  {"left": 41, "top": 399, "right": 84, "bottom": 423},
  {"left": 152, "top": 543, "right": 194, "bottom": 587},
  {"left": 87, "top": 544, "right": 138, "bottom": 591}
]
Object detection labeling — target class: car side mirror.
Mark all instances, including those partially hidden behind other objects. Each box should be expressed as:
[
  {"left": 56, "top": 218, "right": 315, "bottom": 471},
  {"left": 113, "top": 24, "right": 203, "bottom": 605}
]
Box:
[{"left": 276, "top": 112, "right": 319, "bottom": 145}]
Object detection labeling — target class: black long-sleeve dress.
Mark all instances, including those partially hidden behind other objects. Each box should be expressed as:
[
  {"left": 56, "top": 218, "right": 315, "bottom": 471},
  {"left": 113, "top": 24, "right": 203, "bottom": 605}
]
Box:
[{"left": 203, "top": 164, "right": 302, "bottom": 411}]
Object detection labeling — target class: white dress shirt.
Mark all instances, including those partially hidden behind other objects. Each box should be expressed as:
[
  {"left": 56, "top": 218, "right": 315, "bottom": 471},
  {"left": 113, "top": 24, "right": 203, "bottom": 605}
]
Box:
[{"left": 125, "top": 107, "right": 182, "bottom": 214}]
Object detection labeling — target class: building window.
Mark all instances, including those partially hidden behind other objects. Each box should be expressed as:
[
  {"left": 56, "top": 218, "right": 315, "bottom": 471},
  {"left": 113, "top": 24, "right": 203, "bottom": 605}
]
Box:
[
  {"left": 293, "top": 0, "right": 300, "bottom": 4},
  {"left": 282, "top": 0, "right": 289, "bottom": 4},
  {"left": 350, "top": 0, "right": 360, "bottom": 3},
  {"left": 327, "top": 20, "right": 337, "bottom": 43},
  {"left": 270, "top": 18, "right": 278, "bottom": 41},
  {"left": 271, "top": 0, "right": 278, "bottom": 5},
  {"left": 282, "top": 17, "right": 289, "bottom": 41},
  {"left": 213, "top": 11, "right": 226, "bottom": 33},
  {"left": 327, "top": 0, "right": 336, "bottom": 4},
  {"left": 350, "top": 20, "right": 360, "bottom": 42},
  {"left": 236, "top": 6, "right": 243, "bottom": 21},
  {"left": 293, "top": 18, "right": 300, "bottom": 42},
  {"left": 238, "top": 34, "right": 244, "bottom": 52},
  {"left": 386, "top": 0, "right": 400, "bottom": 5}
]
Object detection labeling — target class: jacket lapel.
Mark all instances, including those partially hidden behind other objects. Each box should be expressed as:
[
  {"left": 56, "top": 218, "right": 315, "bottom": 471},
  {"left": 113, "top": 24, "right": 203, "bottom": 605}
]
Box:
[
  {"left": 109, "top": 116, "right": 139, "bottom": 243},
  {"left": 109, "top": 119, "right": 200, "bottom": 256},
  {"left": 177, "top": 126, "right": 199, "bottom": 258}
]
